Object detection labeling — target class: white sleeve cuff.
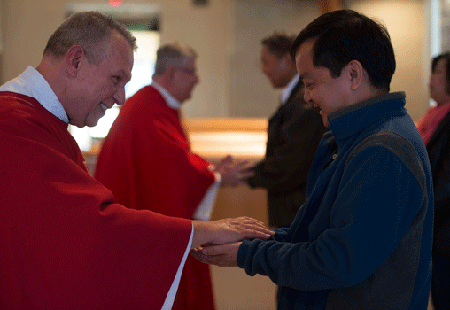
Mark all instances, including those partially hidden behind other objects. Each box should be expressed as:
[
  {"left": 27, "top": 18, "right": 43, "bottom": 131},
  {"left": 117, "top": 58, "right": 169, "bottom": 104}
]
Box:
[{"left": 192, "top": 175, "right": 220, "bottom": 221}]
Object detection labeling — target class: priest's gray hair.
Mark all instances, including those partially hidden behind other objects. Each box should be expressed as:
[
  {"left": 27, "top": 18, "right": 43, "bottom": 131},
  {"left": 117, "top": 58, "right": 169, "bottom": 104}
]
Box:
[
  {"left": 154, "top": 43, "right": 198, "bottom": 75},
  {"left": 43, "top": 11, "right": 136, "bottom": 65}
]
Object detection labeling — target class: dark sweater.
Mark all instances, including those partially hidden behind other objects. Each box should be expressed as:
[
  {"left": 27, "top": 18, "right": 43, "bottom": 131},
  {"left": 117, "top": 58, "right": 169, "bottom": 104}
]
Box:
[{"left": 237, "top": 92, "right": 434, "bottom": 310}]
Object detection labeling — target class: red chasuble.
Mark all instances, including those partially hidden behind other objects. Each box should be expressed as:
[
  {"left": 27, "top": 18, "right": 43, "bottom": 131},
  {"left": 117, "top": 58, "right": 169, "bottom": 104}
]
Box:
[
  {"left": 95, "top": 85, "right": 216, "bottom": 310},
  {"left": 0, "top": 92, "right": 192, "bottom": 309}
]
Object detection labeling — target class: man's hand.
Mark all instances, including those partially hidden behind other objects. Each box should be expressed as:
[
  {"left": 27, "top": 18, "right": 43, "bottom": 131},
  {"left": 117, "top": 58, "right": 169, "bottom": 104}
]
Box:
[
  {"left": 191, "top": 216, "right": 274, "bottom": 249},
  {"left": 214, "top": 156, "right": 254, "bottom": 187},
  {"left": 191, "top": 242, "right": 242, "bottom": 267}
]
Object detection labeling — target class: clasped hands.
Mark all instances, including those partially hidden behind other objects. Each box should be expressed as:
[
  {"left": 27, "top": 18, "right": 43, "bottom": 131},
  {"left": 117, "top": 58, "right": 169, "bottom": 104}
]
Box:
[
  {"left": 191, "top": 217, "right": 274, "bottom": 267},
  {"left": 214, "top": 155, "right": 254, "bottom": 187}
]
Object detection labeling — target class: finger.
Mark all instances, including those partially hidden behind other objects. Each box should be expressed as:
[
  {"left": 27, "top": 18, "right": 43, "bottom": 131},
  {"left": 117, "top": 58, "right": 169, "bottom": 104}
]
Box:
[
  {"left": 238, "top": 222, "right": 268, "bottom": 233},
  {"left": 241, "top": 160, "right": 254, "bottom": 167},
  {"left": 201, "top": 244, "right": 229, "bottom": 256},
  {"left": 243, "top": 231, "right": 274, "bottom": 240},
  {"left": 237, "top": 220, "right": 270, "bottom": 232},
  {"left": 190, "top": 250, "right": 212, "bottom": 264},
  {"left": 231, "top": 217, "right": 271, "bottom": 231},
  {"left": 234, "top": 161, "right": 254, "bottom": 171},
  {"left": 191, "top": 245, "right": 204, "bottom": 252},
  {"left": 231, "top": 222, "right": 273, "bottom": 236},
  {"left": 238, "top": 171, "right": 255, "bottom": 179},
  {"left": 238, "top": 165, "right": 255, "bottom": 173},
  {"left": 191, "top": 250, "right": 225, "bottom": 266},
  {"left": 234, "top": 158, "right": 251, "bottom": 164},
  {"left": 236, "top": 216, "right": 260, "bottom": 223},
  {"left": 241, "top": 226, "right": 275, "bottom": 239},
  {"left": 239, "top": 217, "right": 267, "bottom": 228},
  {"left": 214, "top": 155, "right": 233, "bottom": 170},
  {"left": 222, "top": 155, "right": 233, "bottom": 164}
]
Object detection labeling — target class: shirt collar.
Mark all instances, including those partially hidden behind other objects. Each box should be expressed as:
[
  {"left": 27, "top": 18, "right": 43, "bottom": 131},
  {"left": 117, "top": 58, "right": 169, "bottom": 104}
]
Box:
[
  {"left": 151, "top": 81, "right": 182, "bottom": 110},
  {"left": 0, "top": 66, "right": 69, "bottom": 123},
  {"left": 328, "top": 91, "right": 407, "bottom": 143},
  {"left": 280, "top": 74, "right": 299, "bottom": 105}
]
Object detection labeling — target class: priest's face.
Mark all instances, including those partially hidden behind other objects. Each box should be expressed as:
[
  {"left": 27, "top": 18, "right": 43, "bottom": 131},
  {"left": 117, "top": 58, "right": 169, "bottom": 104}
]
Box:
[
  {"left": 67, "top": 32, "right": 134, "bottom": 128},
  {"left": 171, "top": 57, "right": 199, "bottom": 103}
]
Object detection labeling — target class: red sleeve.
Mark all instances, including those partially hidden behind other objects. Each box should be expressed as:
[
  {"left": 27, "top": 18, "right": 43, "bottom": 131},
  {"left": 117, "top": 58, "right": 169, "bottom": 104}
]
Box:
[
  {"left": 96, "top": 86, "right": 215, "bottom": 219},
  {"left": 0, "top": 94, "right": 192, "bottom": 309}
]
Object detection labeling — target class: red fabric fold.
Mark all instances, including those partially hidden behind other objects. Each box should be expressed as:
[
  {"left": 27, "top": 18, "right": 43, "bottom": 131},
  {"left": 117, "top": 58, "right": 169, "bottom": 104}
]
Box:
[{"left": 96, "top": 85, "right": 216, "bottom": 310}]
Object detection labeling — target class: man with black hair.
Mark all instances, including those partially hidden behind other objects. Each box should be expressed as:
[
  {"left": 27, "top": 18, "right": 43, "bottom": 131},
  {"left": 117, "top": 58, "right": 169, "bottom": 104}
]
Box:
[
  {"left": 193, "top": 10, "right": 434, "bottom": 310},
  {"left": 244, "top": 33, "right": 326, "bottom": 229}
]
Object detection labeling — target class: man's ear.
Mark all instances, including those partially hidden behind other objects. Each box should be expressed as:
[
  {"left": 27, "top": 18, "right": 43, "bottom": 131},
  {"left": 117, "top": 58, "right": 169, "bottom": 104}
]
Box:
[
  {"left": 65, "top": 45, "right": 84, "bottom": 77},
  {"left": 346, "top": 60, "right": 364, "bottom": 90}
]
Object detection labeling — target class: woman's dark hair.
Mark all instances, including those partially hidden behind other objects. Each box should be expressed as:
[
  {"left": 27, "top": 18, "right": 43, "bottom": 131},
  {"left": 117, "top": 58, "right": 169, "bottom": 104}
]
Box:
[{"left": 431, "top": 52, "right": 450, "bottom": 94}]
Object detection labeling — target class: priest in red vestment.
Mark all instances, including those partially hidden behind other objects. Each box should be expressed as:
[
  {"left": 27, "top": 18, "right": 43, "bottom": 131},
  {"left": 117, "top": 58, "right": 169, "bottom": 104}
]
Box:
[
  {"left": 0, "top": 12, "right": 273, "bottom": 310},
  {"left": 95, "top": 43, "right": 254, "bottom": 310}
]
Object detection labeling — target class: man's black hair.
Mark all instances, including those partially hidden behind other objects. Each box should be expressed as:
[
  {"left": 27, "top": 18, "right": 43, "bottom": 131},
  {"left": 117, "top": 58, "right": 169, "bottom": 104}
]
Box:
[
  {"left": 290, "top": 10, "right": 396, "bottom": 92},
  {"left": 262, "top": 32, "right": 296, "bottom": 58}
]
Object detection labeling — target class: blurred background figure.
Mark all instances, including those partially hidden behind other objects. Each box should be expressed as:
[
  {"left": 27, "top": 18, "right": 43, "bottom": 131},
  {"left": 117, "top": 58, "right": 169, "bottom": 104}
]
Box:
[
  {"left": 95, "top": 43, "right": 252, "bottom": 310},
  {"left": 417, "top": 52, "right": 450, "bottom": 310},
  {"left": 244, "top": 32, "right": 326, "bottom": 229}
]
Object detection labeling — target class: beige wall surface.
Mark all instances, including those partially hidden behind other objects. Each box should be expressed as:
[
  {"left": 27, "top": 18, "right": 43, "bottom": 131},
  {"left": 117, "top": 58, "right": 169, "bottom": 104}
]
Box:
[
  {"left": 229, "top": 0, "right": 319, "bottom": 117},
  {"left": 0, "top": 0, "right": 432, "bottom": 121},
  {"left": 347, "top": 0, "right": 431, "bottom": 121},
  {"left": 0, "top": 0, "right": 232, "bottom": 118}
]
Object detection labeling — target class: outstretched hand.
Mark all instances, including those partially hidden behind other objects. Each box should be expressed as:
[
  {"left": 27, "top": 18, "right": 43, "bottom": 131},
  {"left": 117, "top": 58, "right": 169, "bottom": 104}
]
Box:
[
  {"left": 191, "top": 216, "right": 274, "bottom": 249},
  {"left": 209, "top": 217, "right": 273, "bottom": 245}
]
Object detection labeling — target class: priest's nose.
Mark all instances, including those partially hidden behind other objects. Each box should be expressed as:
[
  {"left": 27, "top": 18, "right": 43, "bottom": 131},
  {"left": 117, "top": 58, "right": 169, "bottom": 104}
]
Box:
[{"left": 114, "top": 88, "right": 126, "bottom": 106}]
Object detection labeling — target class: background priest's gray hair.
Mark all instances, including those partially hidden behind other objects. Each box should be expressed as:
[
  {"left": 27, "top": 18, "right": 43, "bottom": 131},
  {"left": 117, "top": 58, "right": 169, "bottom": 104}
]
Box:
[{"left": 154, "top": 43, "right": 198, "bottom": 74}]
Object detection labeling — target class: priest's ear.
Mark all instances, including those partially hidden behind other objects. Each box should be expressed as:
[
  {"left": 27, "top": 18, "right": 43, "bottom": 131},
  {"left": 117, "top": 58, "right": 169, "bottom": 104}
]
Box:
[{"left": 65, "top": 45, "right": 84, "bottom": 77}]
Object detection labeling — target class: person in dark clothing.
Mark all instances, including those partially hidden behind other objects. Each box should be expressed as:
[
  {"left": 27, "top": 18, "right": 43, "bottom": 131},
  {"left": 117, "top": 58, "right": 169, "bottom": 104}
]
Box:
[
  {"left": 417, "top": 52, "right": 450, "bottom": 310},
  {"left": 245, "top": 33, "right": 326, "bottom": 229},
  {"left": 193, "top": 10, "right": 434, "bottom": 310}
]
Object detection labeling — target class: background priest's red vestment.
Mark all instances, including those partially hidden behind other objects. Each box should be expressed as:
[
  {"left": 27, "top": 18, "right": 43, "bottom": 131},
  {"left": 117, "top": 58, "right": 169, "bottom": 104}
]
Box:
[
  {"left": 0, "top": 92, "right": 192, "bottom": 309},
  {"left": 96, "top": 85, "right": 216, "bottom": 310}
]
